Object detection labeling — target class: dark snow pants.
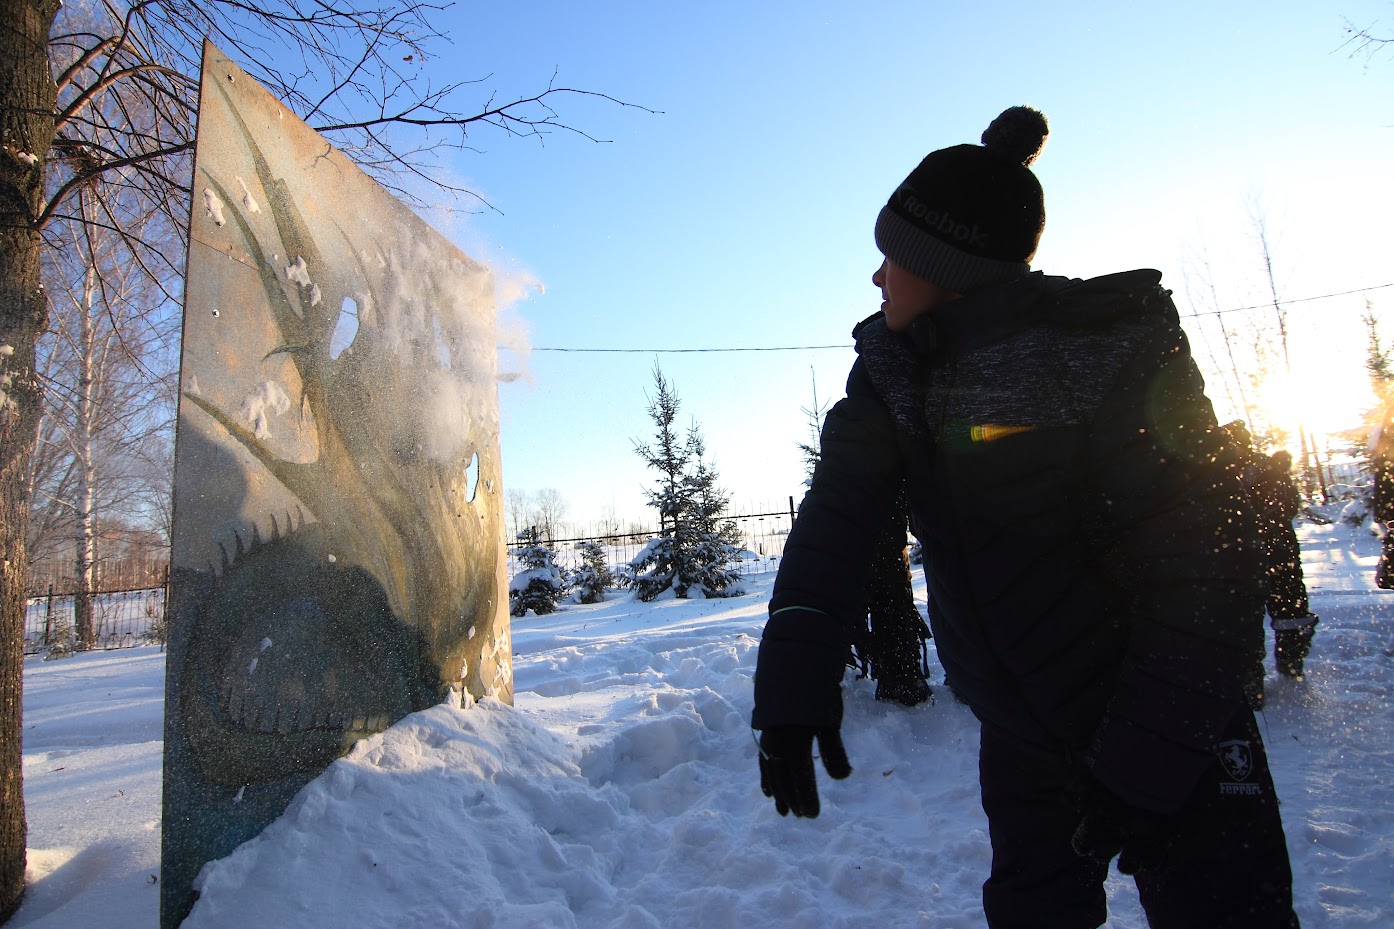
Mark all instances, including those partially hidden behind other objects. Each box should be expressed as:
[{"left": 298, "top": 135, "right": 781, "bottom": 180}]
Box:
[{"left": 978, "top": 709, "right": 1300, "bottom": 929}]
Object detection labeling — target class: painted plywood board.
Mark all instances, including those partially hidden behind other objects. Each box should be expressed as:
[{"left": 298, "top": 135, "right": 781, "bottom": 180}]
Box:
[{"left": 162, "top": 41, "right": 510, "bottom": 927}]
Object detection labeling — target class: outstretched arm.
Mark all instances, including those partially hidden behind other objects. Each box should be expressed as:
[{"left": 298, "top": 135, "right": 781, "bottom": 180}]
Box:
[{"left": 752, "top": 362, "right": 905, "bottom": 817}]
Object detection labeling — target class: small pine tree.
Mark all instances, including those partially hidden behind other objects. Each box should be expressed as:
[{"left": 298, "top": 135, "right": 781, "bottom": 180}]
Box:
[
  {"left": 1363, "top": 302, "right": 1394, "bottom": 452},
  {"left": 680, "top": 432, "right": 744, "bottom": 597},
  {"left": 1364, "top": 301, "right": 1394, "bottom": 397},
  {"left": 628, "top": 535, "right": 678, "bottom": 601},
  {"left": 509, "top": 527, "right": 565, "bottom": 616},
  {"left": 1362, "top": 303, "right": 1394, "bottom": 519},
  {"left": 630, "top": 371, "right": 743, "bottom": 600},
  {"left": 799, "top": 365, "right": 829, "bottom": 489},
  {"left": 631, "top": 363, "right": 694, "bottom": 601},
  {"left": 571, "top": 540, "right": 615, "bottom": 604}
]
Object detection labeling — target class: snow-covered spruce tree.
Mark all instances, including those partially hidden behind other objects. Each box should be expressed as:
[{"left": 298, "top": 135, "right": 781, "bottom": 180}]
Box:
[
  {"left": 798, "top": 366, "right": 830, "bottom": 489},
  {"left": 509, "top": 527, "right": 565, "bottom": 616},
  {"left": 630, "top": 363, "right": 742, "bottom": 600},
  {"left": 571, "top": 540, "right": 615, "bottom": 604},
  {"left": 630, "top": 363, "right": 688, "bottom": 600},
  {"left": 679, "top": 427, "right": 744, "bottom": 597},
  {"left": 1363, "top": 304, "right": 1394, "bottom": 453}
]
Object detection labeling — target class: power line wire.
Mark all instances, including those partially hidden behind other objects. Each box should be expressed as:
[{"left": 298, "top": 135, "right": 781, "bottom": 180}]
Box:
[
  {"left": 520, "top": 282, "right": 1394, "bottom": 353},
  {"left": 1184, "top": 282, "right": 1393, "bottom": 318},
  {"left": 529, "top": 344, "right": 854, "bottom": 354}
]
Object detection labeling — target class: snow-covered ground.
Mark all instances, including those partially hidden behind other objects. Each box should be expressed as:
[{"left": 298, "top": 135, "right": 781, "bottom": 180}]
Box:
[{"left": 12, "top": 519, "right": 1394, "bottom": 928}]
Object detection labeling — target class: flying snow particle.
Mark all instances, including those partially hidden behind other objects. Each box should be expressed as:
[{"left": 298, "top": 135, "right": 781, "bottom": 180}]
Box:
[
  {"left": 259, "top": 637, "right": 273, "bottom": 652},
  {"left": 247, "top": 658, "right": 258, "bottom": 674},
  {"left": 309, "top": 283, "right": 322, "bottom": 307},
  {"left": 232, "top": 787, "right": 245, "bottom": 804},
  {"left": 203, "top": 189, "right": 226, "bottom": 227}
]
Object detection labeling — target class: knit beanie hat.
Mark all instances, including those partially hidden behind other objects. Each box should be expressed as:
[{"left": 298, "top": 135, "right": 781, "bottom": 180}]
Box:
[{"left": 874, "top": 106, "right": 1048, "bottom": 294}]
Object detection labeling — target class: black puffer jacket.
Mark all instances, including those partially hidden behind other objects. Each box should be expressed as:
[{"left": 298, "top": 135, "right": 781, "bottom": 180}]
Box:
[{"left": 754, "top": 270, "right": 1267, "bottom": 815}]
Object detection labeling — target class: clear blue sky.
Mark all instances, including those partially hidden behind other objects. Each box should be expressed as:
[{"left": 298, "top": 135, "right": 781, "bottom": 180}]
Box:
[{"left": 400, "top": 0, "right": 1393, "bottom": 529}]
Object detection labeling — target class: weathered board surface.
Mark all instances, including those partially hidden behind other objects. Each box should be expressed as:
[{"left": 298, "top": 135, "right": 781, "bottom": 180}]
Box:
[{"left": 162, "top": 41, "right": 511, "bottom": 927}]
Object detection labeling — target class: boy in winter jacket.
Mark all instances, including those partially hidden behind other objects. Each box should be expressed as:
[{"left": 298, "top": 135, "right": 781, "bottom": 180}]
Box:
[{"left": 751, "top": 107, "right": 1300, "bottom": 929}]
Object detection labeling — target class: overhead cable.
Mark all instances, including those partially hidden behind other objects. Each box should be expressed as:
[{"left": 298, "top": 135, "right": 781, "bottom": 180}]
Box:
[
  {"left": 1184, "top": 282, "right": 1393, "bottom": 318},
  {"left": 520, "top": 281, "right": 1394, "bottom": 353}
]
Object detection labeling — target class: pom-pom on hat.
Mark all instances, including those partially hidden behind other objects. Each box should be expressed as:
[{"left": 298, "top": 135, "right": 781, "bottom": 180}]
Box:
[{"left": 874, "top": 106, "right": 1048, "bottom": 294}]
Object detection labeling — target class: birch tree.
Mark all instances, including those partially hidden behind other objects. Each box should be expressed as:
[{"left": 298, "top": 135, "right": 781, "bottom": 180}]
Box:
[{"left": 30, "top": 178, "right": 179, "bottom": 645}]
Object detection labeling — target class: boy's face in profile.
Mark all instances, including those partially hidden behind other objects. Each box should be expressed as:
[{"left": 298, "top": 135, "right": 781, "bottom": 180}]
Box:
[{"left": 872, "top": 258, "right": 958, "bottom": 332}]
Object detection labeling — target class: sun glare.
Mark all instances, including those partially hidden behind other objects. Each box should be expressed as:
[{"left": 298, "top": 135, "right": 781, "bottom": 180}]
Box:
[{"left": 1247, "top": 364, "right": 1372, "bottom": 455}]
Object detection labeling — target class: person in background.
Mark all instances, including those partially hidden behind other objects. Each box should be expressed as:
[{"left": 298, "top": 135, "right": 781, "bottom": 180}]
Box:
[
  {"left": 1371, "top": 403, "right": 1394, "bottom": 589},
  {"left": 1255, "top": 449, "right": 1318, "bottom": 678},
  {"left": 1223, "top": 422, "right": 1319, "bottom": 689},
  {"left": 751, "top": 106, "right": 1299, "bottom": 929}
]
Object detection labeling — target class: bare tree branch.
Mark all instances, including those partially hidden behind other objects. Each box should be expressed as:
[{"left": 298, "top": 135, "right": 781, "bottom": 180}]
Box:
[
  {"left": 313, "top": 79, "right": 659, "bottom": 143},
  {"left": 1340, "top": 17, "right": 1394, "bottom": 62}
]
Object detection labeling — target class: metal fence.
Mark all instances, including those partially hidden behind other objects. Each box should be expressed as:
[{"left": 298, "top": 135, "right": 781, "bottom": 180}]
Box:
[
  {"left": 27, "top": 555, "right": 169, "bottom": 599},
  {"left": 24, "top": 586, "right": 167, "bottom": 655},
  {"left": 506, "top": 508, "right": 796, "bottom": 579},
  {"left": 22, "top": 507, "right": 799, "bottom": 655}
]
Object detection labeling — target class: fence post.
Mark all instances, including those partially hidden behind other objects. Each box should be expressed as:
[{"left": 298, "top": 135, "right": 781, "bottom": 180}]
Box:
[
  {"left": 44, "top": 584, "right": 53, "bottom": 646},
  {"left": 788, "top": 495, "right": 796, "bottom": 524}
]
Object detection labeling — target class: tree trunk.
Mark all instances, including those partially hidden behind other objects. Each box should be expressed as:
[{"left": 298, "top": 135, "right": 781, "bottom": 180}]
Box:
[
  {"left": 74, "top": 258, "right": 95, "bottom": 648},
  {"left": 0, "top": 0, "right": 61, "bottom": 921}
]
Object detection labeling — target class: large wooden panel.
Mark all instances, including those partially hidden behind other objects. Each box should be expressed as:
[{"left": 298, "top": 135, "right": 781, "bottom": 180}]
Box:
[{"left": 162, "top": 41, "right": 511, "bottom": 927}]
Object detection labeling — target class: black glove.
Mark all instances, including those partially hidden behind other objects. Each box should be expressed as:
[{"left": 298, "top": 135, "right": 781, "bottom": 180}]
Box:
[
  {"left": 1068, "top": 775, "right": 1173, "bottom": 875},
  {"left": 757, "top": 725, "right": 852, "bottom": 818},
  {"left": 752, "top": 607, "right": 851, "bottom": 818}
]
